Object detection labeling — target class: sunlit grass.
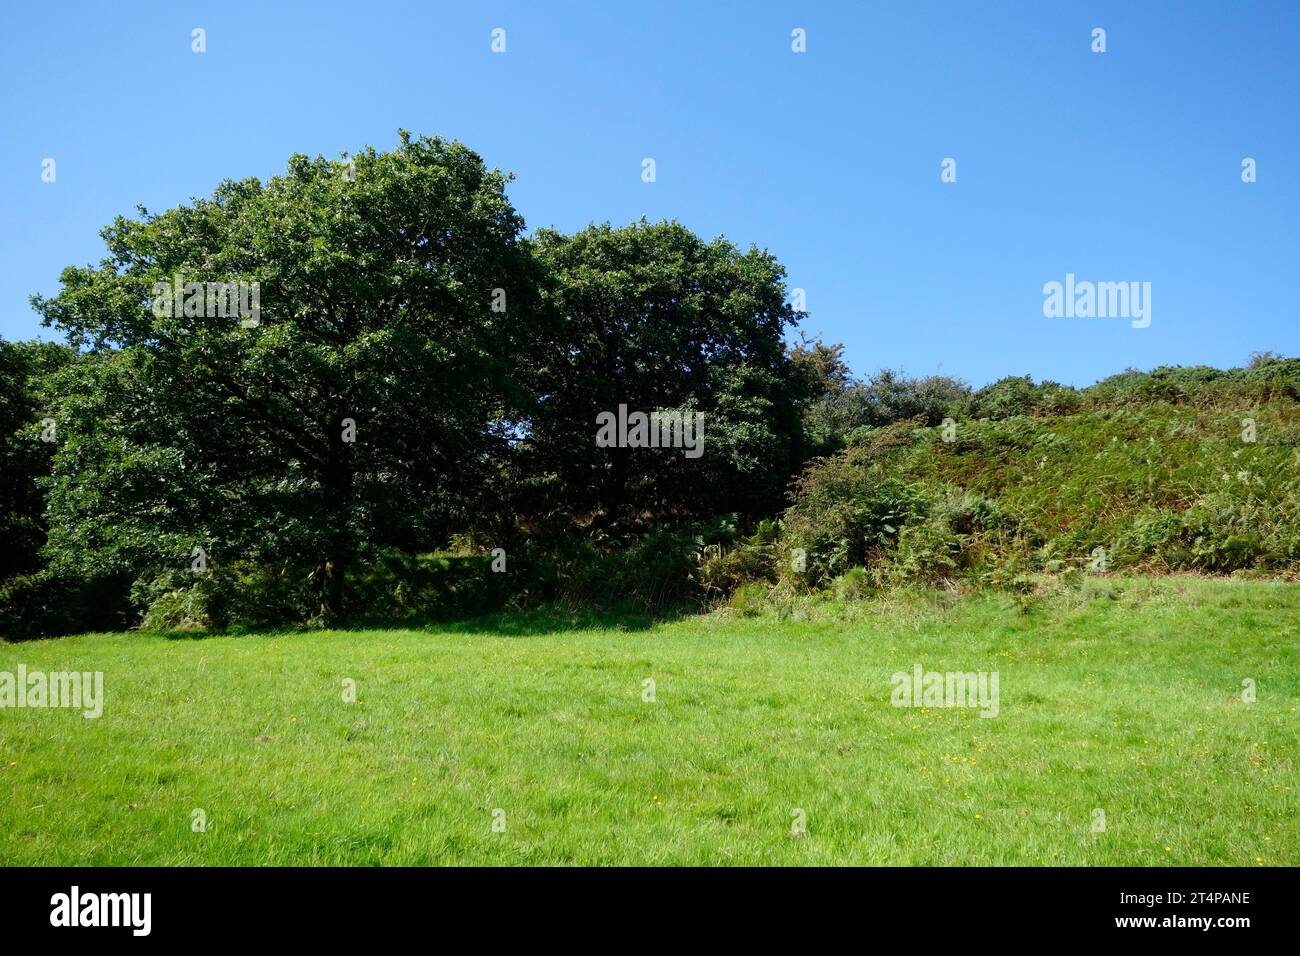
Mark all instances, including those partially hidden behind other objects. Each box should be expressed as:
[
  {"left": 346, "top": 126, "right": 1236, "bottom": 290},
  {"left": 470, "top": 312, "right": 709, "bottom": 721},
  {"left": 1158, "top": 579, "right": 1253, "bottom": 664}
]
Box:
[{"left": 0, "top": 577, "right": 1294, "bottom": 865}]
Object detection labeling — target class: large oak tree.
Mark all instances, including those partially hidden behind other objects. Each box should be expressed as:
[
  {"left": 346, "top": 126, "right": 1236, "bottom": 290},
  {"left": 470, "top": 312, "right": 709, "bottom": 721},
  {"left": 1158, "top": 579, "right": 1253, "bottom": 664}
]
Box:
[{"left": 32, "top": 132, "right": 545, "bottom": 621}]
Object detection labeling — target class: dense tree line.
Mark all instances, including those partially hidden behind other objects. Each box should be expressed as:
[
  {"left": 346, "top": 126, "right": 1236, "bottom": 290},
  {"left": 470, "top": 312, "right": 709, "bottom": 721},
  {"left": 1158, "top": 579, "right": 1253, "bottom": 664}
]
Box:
[
  {"left": 1, "top": 134, "right": 824, "bottom": 634},
  {"left": 3, "top": 134, "right": 1297, "bottom": 637}
]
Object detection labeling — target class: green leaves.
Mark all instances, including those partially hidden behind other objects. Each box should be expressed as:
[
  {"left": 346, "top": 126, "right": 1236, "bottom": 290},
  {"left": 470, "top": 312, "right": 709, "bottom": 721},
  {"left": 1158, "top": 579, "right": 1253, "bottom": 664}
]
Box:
[
  {"left": 30, "top": 133, "right": 546, "bottom": 621},
  {"left": 519, "top": 219, "right": 806, "bottom": 531}
]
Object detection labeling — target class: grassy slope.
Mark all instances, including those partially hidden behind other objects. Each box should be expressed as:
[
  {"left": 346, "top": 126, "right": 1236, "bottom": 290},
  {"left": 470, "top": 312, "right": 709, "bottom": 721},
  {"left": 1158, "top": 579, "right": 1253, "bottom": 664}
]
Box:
[
  {"left": 909, "top": 401, "right": 1300, "bottom": 569},
  {"left": 1, "top": 577, "right": 1295, "bottom": 865}
]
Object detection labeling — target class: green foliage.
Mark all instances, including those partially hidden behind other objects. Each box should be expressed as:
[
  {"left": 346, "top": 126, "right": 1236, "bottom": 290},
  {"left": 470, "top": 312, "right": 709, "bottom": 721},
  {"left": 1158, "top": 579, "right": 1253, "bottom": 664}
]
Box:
[
  {"left": 697, "top": 519, "right": 780, "bottom": 596},
  {"left": 136, "top": 563, "right": 319, "bottom": 632},
  {"left": 780, "top": 425, "right": 931, "bottom": 588},
  {"left": 0, "top": 340, "right": 74, "bottom": 580},
  {"left": 348, "top": 552, "right": 512, "bottom": 625},
  {"left": 139, "top": 551, "right": 521, "bottom": 631},
  {"left": 517, "top": 528, "right": 706, "bottom": 612},
  {"left": 4, "top": 126, "right": 1297, "bottom": 635},
  {"left": 965, "top": 375, "right": 1048, "bottom": 420},
  {"left": 831, "top": 566, "right": 872, "bottom": 601},
  {"left": 874, "top": 519, "right": 964, "bottom": 588},
  {"left": 759, "top": 390, "right": 1300, "bottom": 596},
  {"left": 0, "top": 570, "right": 134, "bottom": 641},
  {"left": 726, "top": 580, "right": 773, "bottom": 616},
  {"left": 801, "top": 365, "right": 969, "bottom": 452},
  {"left": 518, "top": 219, "right": 806, "bottom": 531},
  {"left": 30, "top": 132, "right": 548, "bottom": 623}
]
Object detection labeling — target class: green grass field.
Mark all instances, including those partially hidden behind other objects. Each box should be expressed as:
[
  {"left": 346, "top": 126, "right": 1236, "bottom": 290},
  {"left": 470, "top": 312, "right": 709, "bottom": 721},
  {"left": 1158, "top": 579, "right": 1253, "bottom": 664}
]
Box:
[{"left": 1, "top": 577, "right": 1295, "bottom": 865}]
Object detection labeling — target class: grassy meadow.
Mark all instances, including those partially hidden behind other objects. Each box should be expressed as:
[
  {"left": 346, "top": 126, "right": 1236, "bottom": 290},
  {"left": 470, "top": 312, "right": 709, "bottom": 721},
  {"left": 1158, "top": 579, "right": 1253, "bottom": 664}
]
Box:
[{"left": 1, "top": 577, "right": 1295, "bottom": 866}]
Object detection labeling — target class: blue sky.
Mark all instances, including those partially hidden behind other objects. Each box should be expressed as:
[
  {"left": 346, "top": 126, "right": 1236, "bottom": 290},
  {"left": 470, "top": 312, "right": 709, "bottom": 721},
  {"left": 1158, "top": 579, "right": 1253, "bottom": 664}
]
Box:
[{"left": 2, "top": 1, "right": 1296, "bottom": 387}]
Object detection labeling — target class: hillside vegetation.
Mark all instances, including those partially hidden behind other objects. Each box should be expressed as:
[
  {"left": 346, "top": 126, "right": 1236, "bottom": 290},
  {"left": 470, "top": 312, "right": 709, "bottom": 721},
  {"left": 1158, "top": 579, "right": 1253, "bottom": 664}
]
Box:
[
  {"left": 5, "top": 352, "right": 1300, "bottom": 637},
  {"left": 1, "top": 129, "right": 1296, "bottom": 636},
  {"left": 707, "top": 359, "right": 1300, "bottom": 606}
]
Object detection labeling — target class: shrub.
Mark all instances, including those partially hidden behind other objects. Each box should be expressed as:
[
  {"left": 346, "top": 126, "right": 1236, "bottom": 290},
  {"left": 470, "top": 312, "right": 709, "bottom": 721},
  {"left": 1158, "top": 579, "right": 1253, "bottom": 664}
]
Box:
[
  {"left": 831, "top": 567, "right": 872, "bottom": 601},
  {"left": 511, "top": 528, "right": 707, "bottom": 612},
  {"left": 0, "top": 570, "right": 134, "bottom": 641},
  {"left": 782, "top": 449, "right": 930, "bottom": 588},
  {"left": 802, "top": 369, "right": 969, "bottom": 446},
  {"left": 347, "top": 552, "right": 511, "bottom": 624},
  {"left": 137, "top": 562, "right": 318, "bottom": 632},
  {"left": 698, "top": 520, "right": 780, "bottom": 596},
  {"left": 875, "top": 519, "right": 964, "bottom": 588},
  {"left": 728, "top": 581, "right": 772, "bottom": 616},
  {"left": 966, "top": 376, "right": 1039, "bottom": 420}
]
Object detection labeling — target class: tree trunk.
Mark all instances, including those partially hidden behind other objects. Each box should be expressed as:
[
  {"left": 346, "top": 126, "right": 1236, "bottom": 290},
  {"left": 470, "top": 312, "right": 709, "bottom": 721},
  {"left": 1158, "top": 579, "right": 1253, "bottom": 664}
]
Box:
[
  {"left": 321, "top": 556, "right": 345, "bottom": 623},
  {"left": 319, "top": 406, "right": 352, "bottom": 625}
]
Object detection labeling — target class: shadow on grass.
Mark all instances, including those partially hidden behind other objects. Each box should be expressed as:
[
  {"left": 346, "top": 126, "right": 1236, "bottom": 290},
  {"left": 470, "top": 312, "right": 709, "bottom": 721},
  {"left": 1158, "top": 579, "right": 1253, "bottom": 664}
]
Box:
[
  {"left": 150, "top": 601, "right": 702, "bottom": 641},
  {"left": 435, "top": 604, "right": 699, "bottom": 637}
]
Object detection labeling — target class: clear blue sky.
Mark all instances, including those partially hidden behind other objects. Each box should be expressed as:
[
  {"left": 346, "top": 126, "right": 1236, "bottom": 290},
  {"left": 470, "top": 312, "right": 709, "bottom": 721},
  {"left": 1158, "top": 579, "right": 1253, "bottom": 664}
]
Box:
[{"left": 2, "top": 1, "right": 1296, "bottom": 387}]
